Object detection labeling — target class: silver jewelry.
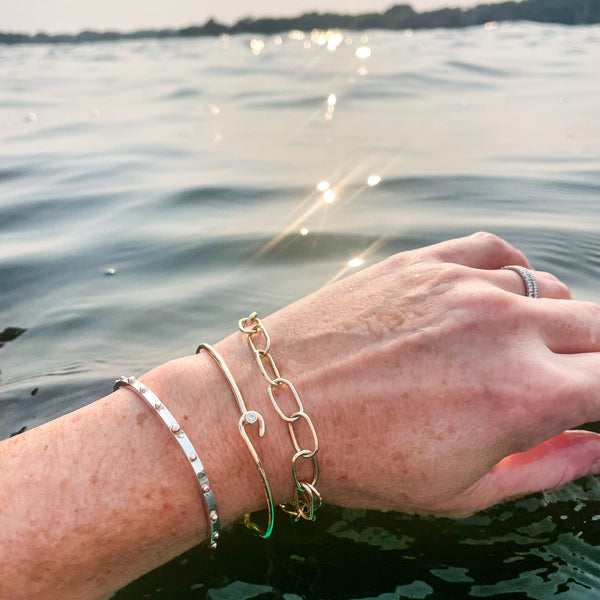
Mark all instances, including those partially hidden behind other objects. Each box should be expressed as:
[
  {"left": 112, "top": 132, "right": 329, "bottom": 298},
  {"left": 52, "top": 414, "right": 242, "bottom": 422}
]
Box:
[
  {"left": 113, "top": 376, "right": 220, "bottom": 548},
  {"left": 502, "top": 265, "right": 539, "bottom": 298}
]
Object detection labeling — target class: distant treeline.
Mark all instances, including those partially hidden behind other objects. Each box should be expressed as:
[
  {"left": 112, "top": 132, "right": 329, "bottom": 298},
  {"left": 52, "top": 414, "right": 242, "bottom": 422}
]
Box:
[{"left": 1, "top": 0, "right": 599, "bottom": 45}]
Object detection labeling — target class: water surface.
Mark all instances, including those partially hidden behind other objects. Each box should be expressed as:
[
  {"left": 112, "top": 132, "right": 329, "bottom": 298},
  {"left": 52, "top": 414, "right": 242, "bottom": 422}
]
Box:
[{"left": 1, "top": 22, "right": 600, "bottom": 599}]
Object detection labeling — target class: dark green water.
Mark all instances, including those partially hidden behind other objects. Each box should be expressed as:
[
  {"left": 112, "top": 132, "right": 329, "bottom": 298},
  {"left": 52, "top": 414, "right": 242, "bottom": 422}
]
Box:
[
  {"left": 114, "top": 482, "right": 600, "bottom": 599},
  {"left": 1, "top": 23, "right": 600, "bottom": 599}
]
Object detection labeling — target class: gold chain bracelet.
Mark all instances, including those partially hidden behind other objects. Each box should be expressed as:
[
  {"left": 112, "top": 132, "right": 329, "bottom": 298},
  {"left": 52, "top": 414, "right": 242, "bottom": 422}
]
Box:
[{"left": 238, "top": 312, "right": 322, "bottom": 522}]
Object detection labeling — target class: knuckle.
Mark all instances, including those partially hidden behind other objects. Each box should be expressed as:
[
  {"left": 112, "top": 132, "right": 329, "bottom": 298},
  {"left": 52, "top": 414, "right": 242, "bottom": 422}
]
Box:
[
  {"left": 444, "top": 263, "right": 465, "bottom": 280},
  {"left": 435, "top": 263, "right": 469, "bottom": 284},
  {"left": 424, "top": 264, "right": 471, "bottom": 299},
  {"left": 471, "top": 231, "right": 508, "bottom": 254},
  {"left": 381, "top": 250, "right": 410, "bottom": 271},
  {"left": 471, "top": 230, "right": 500, "bottom": 244},
  {"left": 471, "top": 232, "right": 529, "bottom": 266}
]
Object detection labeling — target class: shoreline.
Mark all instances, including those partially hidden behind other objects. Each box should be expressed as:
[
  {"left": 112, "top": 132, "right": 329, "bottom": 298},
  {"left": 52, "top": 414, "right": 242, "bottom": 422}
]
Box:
[{"left": 1, "top": 0, "right": 599, "bottom": 45}]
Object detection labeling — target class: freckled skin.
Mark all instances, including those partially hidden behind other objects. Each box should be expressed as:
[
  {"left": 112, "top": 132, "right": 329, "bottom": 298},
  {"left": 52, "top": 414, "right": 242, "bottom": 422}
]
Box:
[
  {"left": 136, "top": 411, "right": 149, "bottom": 427},
  {"left": 259, "top": 232, "right": 600, "bottom": 516},
  {"left": 2, "top": 232, "right": 600, "bottom": 600}
]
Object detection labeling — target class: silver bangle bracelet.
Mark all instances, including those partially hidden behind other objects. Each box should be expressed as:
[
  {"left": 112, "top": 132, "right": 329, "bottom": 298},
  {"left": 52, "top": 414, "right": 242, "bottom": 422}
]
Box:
[{"left": 113, "top": 376, "right": 220, "bottom": 548}]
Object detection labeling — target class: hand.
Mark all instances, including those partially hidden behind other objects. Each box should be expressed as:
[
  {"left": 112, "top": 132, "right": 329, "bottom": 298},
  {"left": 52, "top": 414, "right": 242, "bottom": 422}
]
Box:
[
  {"left": 4, "top": 231, "right": 599, "bottom": 600},
  {"left": 222, "top": 232, "right": 600, "bottom": 517}
]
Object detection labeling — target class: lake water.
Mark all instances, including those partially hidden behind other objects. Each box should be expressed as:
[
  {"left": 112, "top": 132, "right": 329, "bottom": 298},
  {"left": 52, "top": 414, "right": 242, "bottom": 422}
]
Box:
[{"left": 2, "top": 21, "right": 600, "bottom": 599}]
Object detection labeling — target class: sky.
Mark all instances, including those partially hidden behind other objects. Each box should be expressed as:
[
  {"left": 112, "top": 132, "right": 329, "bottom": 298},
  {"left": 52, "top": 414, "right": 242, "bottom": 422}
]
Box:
[{"left": 1, "top": 0, "right": 502, "bottom": 34}]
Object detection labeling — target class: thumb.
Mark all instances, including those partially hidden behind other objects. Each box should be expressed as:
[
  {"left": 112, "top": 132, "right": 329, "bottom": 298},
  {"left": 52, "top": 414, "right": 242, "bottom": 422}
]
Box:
[{"left": 451, "top": 430, "right": 600, "bottom": 516}]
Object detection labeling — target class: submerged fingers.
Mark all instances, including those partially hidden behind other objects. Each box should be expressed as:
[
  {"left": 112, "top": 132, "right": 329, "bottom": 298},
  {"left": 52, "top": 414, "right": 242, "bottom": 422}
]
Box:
[{"left": 443, "top": 431, "right": 600, "bottom": 517}]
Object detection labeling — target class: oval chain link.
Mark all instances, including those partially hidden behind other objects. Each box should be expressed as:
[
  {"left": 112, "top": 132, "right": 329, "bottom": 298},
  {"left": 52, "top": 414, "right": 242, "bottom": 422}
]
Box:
[
  {"left": 291, "top": 449, "right": 319, "bottom": 487},
  {"left": 239, "top": 312, "right": 322, "bottom": 522},
  {"left": 288, "top": 411, "right": 319, "bottom": 457},
  {"left": 267, "top": 378, "right": 303, "bottom": 423},
  {"left": 255, "top": 349, "right": 281, "bottom": 386}
]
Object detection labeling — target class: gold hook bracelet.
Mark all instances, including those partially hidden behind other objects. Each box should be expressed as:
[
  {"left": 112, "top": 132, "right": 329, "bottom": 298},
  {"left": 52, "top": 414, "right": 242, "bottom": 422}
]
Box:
[{"left": 196, "top": 343, "right": 275, "bottom": 538}]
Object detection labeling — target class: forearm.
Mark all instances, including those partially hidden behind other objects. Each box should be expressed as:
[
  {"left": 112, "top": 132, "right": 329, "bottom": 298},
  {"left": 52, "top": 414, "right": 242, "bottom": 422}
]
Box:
[
  {"left": 0, "top": 334, "right": 295, "bottom": 600},
  {"left": 4, "top": 232, "right": 600, "bottom": 599}
]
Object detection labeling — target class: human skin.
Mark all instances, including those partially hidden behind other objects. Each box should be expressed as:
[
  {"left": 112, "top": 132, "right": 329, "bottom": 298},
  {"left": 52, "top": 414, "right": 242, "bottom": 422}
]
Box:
[{"left": 2, "top": 232, "right": 600, "bottom": 599}]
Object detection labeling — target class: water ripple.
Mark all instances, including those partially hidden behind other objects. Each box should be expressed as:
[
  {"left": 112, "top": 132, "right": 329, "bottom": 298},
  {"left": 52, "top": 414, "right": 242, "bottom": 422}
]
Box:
[{"left": 2, "top": 25, "right": 600, "bottom": 600}]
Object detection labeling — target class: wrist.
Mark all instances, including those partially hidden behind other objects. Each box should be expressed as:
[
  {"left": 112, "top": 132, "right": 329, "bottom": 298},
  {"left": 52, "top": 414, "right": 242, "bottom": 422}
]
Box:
[
  {"left": 211, "top": 331, "right": 296, "bottom": 510},
  {"left": 221, "top": 311, "right": 330, "bottom": 519},
  {"left": 140, "top": 307, "right": 341, "bottom": 539},
  {"left": 139, "top": 334, "right": 293, "bottom": 531}
]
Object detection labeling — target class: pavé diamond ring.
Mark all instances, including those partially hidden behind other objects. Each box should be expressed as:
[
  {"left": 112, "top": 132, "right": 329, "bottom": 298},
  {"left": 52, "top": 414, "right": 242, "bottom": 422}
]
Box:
[{"left": 502, "top": 265, "right": 539, "bottom": 298}]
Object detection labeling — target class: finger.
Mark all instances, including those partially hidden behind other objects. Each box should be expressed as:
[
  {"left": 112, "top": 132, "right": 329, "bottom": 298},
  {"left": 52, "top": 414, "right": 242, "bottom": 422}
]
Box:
[
  {"left": 447, "top": 431, "right": 600, "bottom": 516},
  {"left": 423, "top": 231, "right": 531, "bottom": 270},
  {"left": 537, "top": 299, "right": 600, "bottom": 353},
  {"left": 484, "top": 269, "right": 571, "bottom": 300}
]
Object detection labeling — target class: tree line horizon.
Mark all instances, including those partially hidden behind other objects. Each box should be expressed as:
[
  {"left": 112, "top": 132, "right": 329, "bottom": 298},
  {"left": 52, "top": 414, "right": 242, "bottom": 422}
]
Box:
[{"left": 1, "top": 0, "right": 599, "bottom": 45}]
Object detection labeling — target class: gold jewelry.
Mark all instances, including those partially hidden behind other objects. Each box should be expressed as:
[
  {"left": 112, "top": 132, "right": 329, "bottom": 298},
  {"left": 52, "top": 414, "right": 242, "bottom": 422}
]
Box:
[
  {"left": 196, "top": 343, "right": 275, "bottom": 538},
  {"left": 238, "top": 312, "right": 322, "bottom": 522}
]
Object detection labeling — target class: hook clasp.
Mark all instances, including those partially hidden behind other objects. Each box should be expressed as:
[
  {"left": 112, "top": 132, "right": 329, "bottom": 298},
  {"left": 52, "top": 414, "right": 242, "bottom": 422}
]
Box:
[{"left": 239, "top": 411, "right": 274, "bottom": 538}]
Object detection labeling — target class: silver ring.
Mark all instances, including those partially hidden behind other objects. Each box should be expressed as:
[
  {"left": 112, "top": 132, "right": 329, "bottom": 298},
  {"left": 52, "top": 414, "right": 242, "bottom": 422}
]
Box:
[{"left": 502, "top": 265, "right": 539, "bottom": 298}]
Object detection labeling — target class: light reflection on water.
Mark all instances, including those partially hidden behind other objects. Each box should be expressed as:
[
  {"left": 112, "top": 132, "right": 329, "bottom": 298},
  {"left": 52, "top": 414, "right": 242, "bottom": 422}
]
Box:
[{"left": 1, "top": 21, "right": 600, "bottom": 600}]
